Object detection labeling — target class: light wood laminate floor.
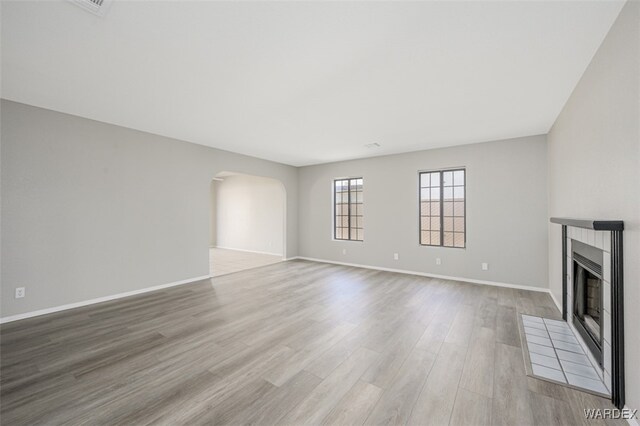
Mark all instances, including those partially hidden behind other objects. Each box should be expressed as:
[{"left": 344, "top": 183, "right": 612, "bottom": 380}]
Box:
[
  {"left": 210, "top": 247, "right": 283, "bottom": 277},
  {"left": 0, "top": 260, "right": 623, "bottom": 425}
]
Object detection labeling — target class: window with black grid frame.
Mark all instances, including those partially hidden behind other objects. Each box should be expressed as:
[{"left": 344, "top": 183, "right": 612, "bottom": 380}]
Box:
[
  {"left": 420, "top": 169, "right": 465, "bottom": 248},
  {"left": 334, "top": 178, "right": 363, "bottom": 241}
]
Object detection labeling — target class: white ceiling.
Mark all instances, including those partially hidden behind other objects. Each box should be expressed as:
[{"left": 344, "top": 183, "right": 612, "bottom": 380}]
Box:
[{"left": 1, "top": 0, "right": 625, "bottom": 166}]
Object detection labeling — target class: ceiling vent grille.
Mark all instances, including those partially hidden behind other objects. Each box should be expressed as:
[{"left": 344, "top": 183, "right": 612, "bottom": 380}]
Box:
[{"left": 69, "top": 0, "right": 113, "bottom": 16}]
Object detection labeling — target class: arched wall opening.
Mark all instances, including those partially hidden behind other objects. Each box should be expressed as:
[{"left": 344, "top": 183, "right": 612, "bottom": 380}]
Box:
[{"left": 209, "top": 171, "right": 286, "bottom": 276}]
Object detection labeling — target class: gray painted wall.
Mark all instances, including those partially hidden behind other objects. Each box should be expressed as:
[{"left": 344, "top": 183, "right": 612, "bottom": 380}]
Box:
[
  {"left": 215, "top": 174, "right": 285, "bottom": 255},
  {"left": 298, "top": 135, "right": 549, "bottom": 289},
  {"left": 547, "top": 0, "right": 639, "bottom": 413},
  {"left": 0, "top": 100, "right": 298, "bottom": 318}
]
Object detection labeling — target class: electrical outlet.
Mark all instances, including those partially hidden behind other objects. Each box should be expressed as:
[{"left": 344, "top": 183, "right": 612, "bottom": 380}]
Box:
[
  {"left": 482, "top": 263, "right": 489, "bottom": 271},
  {"left": 15, "top": 287, "right": 25, "bottom": 299},
  {"left": 393, "top": 253, "right": 399, "bottom": 260},
  {"left": 342, "top": 248, "right": 347, "bottom": 255},
  {"left": 436, "top": 258, "right": 441, "bottom": 265}
]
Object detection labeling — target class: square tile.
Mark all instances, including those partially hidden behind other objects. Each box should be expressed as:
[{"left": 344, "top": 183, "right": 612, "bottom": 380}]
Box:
[
  {"left": 565, "top": 373, "right": 609, "bottom": 395},
  {"left": 527, "top": 342, "right": 556, "bottom": 358},
  {"left": 549, "top": 332, "right": 579, "bottom": 345},
  {"left": 522, "top": 315, "right": 543, "bottom": 323},
  {"left": 526, "top": 335, "right": 553, "bottom": 347},
  {"left": 530, "top": 352, "right": 561, "bottom": 370},
  {"left": 532, "top": 364, "right": 566, "bottom": 383},
  {"left": 523, "top": 320, "right": 546, "bottom": 331},
  {"left": 556, "top": 349, "right": 591, "bottom": 366},
  {"left": 560, "top": 360, "right": 600, "bottom": 380},
  {"left": 546, "top": 324, "right": 573, "bottom": 336},
  {"left": 525, "top": 327, "right": 549, "bottom": 338},
  {"left": 543, "top": 318, "right": 567, "bottom": 328},
  {"left": 552, "top": 340, "right": 584, "bottom": 354}
]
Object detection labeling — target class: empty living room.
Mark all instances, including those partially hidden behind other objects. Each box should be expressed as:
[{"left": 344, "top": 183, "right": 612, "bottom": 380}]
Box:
[{"left": 1, "top": 0, "right": 639, "bottom": 424}]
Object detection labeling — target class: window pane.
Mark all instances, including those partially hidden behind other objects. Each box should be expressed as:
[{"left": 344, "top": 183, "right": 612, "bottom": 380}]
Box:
[
  {"left": 454, "top": 217, "right": 465, "bottom": 232},
  {"left": 443, "top": 217, "right": 454, "bottom": 232},
  {"left": 454, "top": 170, "right": 464, "bottom": 186},
  {"left": 454, "top": 186, "right": 464, "bottom": 200},
  {"left": 430, "top": 231, "right": 441, "bottom": 245},
  {"left": 421, "top": 231, "right": 430, "bottom": 245},
  {"left": 430, "top": 173, "right": 440, "bottom": 187},
  {"left": 357, "top": 229, "right": 363, "bottom": 241},
  {"left": 443, "top": 232, "right": 454, "bottom": 247},
  {"left": 420, "top": 188, "right": 430, "bottom": 201},
  {"left": 431, "top": 217, "right": 441, "bottom": 231},
  {"left": 420, "top": 174, "right": 430, "bottom": 188},
  {"left": 443, "top": 187, "right": 453, "bottom": 201},
  {"left": 454, "top": 201, "right": 465, "bottom": 217},
  {"left": 443, "top": 171, "right": 454, "bottom": 186},
  {"left": 336, "top": 228, "right": 343, "bottom": 239},
  {"left": 420, "top": 201, "right": 429, "bottom": 214},
  {"left": 421, "top": 217, "right": 430, "bottom": 230},
  {"left": 454, "top": 232, "right": 465, "bottom": 247},
  {"left": 443, "top": 201, "right": 453, "bottom": 216},
  {"left": 429, "top": 201, "right": 439, "bottom": 215},
  {"left": 430, "top": 187, "right": 440, "bottom": 200}
]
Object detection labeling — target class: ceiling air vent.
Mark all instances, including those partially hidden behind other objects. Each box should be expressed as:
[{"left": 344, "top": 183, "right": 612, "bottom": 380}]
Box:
[{"left": 69, "top": 0, "right": 113, "bottom": 16}]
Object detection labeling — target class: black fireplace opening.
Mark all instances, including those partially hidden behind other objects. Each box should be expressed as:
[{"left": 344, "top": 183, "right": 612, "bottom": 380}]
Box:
[{"left": 572, "top": 240, "right": 604, "bottom": 366}]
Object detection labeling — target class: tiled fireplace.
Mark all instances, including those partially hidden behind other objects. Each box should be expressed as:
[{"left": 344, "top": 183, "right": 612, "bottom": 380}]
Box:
[{"left": 551, "top": 218, "right": 625, "bottom": 409}]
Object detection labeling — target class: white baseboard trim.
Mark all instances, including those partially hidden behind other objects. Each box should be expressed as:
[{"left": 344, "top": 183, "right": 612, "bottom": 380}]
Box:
[
  {"left": 213, "top": 246, "right": 282, "bottom": 257},
  {"left": 294, "top": 256, "right": 549, "bottom": 293},
  {"left": 0, "top": 275, "right": 212, "bottom": 324}
]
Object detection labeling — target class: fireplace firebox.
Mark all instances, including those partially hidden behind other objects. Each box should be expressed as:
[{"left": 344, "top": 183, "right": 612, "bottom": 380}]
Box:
[
  {"left": 572, "top": 240, "right": 603, "bottom": 366},
  {"left": 550, "top": 217, "right": 624, "bottom": 409}
]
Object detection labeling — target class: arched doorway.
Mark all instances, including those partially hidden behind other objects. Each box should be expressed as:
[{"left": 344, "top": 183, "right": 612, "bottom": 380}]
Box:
[{"left": 209, "top": 172, "right": 286, "bottom": 277}]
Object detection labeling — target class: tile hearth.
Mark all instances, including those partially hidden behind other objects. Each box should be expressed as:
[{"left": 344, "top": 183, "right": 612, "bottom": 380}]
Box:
[{"left": 521, "top": 314, "right": 609, "bottom": 396}]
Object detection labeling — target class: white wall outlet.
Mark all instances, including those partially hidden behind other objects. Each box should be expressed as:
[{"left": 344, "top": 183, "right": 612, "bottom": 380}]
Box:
[
  {"left": 15, "top": 287, "right": 25, "bottom": 299},
  {"left": 342, "top": 248, "right": 347, "bottom": 255},
  {"left": 393, "top": 253, "right": 399, "bottom": 260},
  {"left": 436, "top": 258, "right": 441, "bottom": 265},
  {"left": 482, "top": 263, "right": 489, "bottom": 271}
]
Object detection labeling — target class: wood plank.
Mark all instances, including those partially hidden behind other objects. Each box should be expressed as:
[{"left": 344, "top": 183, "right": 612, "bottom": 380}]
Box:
[{"left": 322, "top": 380, "right": 383, "bottom": 426}]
